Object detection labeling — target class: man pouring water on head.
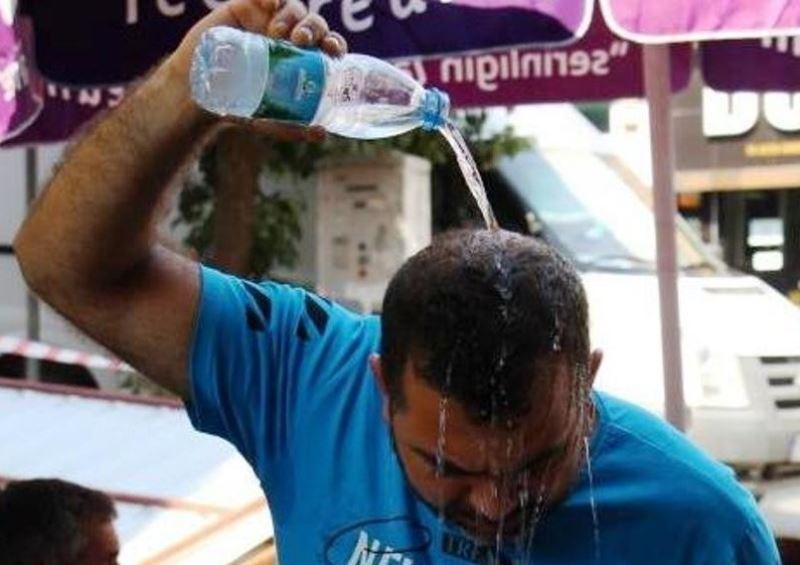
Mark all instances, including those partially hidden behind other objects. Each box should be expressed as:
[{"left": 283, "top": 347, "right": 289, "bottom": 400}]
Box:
[{"left": 14, "top": 1, "right": 779, "bottom": 562}]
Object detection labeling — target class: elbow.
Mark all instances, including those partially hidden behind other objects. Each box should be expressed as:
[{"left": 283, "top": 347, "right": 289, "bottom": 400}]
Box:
[
  {"left": 13, "top": 223, "right": 50, "bottom": 298},
  {"left": 13, "top": 220, "right": 70, "bottom": 306}
]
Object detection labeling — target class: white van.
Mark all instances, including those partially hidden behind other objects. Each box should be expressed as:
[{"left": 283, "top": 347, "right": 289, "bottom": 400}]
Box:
[{"left": 489, "top": 104, "right": 800, "bottom": 473}]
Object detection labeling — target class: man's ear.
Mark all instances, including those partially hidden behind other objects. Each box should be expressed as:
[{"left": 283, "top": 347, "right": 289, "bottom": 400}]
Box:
[
  {"left": 370, "top": 354, "right": 391, "bottom": 422},
  {"left": 588, "top": 349, "right": 603, "bottom": 387}
]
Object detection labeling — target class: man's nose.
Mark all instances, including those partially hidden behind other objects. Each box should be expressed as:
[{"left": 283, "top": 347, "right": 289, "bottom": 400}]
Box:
[{"left": 467, "top": 479, "right": 519, "bottom": 522}]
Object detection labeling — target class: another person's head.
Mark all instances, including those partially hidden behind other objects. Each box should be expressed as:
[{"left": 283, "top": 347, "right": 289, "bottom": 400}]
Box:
[
  {"left": 0, "top": 478, "right": 119, "bottom": 565},
  {"left": 373, "top": 229, "right": 602, "bottom": 541}
]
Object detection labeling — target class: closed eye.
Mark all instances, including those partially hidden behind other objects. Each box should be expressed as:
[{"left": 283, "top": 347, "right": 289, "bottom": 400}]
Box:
[
  {"left": 518, "top": 443, "right": 568, "bottom": 475},
  {"left": 413, "top": 449, "right": 476, "bottom": 478},
  {"left": 412, "top": 442, "right": 568, "bottom": 479}
]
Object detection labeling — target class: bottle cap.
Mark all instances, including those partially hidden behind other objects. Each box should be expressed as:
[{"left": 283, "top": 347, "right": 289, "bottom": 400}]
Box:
[{"left": 421, "top": 88, "right": 450, "bottom": 131}]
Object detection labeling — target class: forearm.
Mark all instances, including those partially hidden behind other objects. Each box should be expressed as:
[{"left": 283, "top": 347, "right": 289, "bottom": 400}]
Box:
[
  {"left": 10, "top": 0, "right": 341, "bottom": 396},
  {"left": 15, "top": 59, "right": 218, "bottom": 295}
]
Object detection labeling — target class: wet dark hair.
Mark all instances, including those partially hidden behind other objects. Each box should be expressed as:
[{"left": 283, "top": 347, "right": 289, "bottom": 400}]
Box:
[
  {"left": 381, "top": 229, "right": 589, "bottom": 424},
  {"left": 0, "top": 478, "right": 116, "bottom": 565}
]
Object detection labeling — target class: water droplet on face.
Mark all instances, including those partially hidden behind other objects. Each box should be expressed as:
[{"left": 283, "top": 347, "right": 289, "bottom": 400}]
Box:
[
  {"left": 495, "top": 521, "right": 504, "bottom": 562},
  {"left": 522, "top": 479, "right": 548, "bottom": 555},
  {"left": 519, "top": 489, "right": 529, "bottom": 509},
  {"left": 437, "top": 351, "right": 456, "bottom": 478},
  {"left": 437, "top": 348, "right": 459, "bottom": 524},
  {"left": 436, "top": 397, "right": 448, "bottom": 477},
  {"left": 506, "top": 437, "right": 513, "bottom": 456},
  {"left": 436, "top": 394, "right": 449, "bottom": 528}
]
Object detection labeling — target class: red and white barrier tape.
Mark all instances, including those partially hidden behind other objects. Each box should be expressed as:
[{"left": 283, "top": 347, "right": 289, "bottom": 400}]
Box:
[{"left": 0, "top": 335, "right": 134, "bottom": 372}]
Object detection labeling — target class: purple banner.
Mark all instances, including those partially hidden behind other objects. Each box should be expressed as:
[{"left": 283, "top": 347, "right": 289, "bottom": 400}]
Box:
[
  {"left": 445, "top": 0, "right": 591, "bottom": 37},
  {"left": 395, "top": 12, "right": 691, "bottom": 107},
  {"left": 603, "top": 0, "right": 800, "bottom": 41},
  {"left": 0, "top": 15, "right": 43, "bottom": 142},
  {"left": 19, "top": 0, "right": 588, "bottom": 87},
  {"left": 0, "top": 82, "right": 126, "bottom": 147},
  {"left": 3, "top": 10, "right": 692, "bottom": 147},
  {"left": 702, "top": 38, "right": 800, "bottom": 92}
]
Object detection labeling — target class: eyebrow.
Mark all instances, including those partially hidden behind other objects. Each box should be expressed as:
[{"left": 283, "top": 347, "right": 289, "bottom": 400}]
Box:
[{"left": 411, "top": 441, "right": 568, "bottom": 478}]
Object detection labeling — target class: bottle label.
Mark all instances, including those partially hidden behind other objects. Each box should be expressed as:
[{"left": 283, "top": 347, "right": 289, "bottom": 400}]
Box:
[{"left": 255, "top": 40, "right": 325, "bottom": 124}]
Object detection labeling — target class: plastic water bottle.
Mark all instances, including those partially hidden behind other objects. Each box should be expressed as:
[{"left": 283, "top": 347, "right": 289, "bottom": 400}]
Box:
[{"left": 190, "top": 26, "right": 450, "bottom": 140}]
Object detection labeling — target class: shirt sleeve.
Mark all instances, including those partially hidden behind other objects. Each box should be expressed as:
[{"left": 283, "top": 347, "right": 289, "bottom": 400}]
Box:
[{"left": 185, "top": 266, "right": 378, "bottom": 490}]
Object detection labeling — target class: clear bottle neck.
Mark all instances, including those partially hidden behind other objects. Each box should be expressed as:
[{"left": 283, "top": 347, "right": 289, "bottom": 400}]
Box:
[{"left": 421, "top": 88, "right": 451, "bottom": 131}]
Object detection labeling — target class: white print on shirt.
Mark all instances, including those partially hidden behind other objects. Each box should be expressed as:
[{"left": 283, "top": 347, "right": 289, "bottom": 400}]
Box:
[{"left": 346, "top": 530, "right": 414, "bottom": 565}]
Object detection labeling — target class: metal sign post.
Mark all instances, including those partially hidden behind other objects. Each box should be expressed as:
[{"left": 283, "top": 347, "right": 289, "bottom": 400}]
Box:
[
  {"left": 25, "top": 146, "right": 40, "bottom": 380},
  {"left": 643, "top": 44, "right": 686, "bottom": 431}
]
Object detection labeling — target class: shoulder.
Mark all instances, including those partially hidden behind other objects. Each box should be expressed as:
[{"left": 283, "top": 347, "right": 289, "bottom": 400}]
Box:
[
  {"left": 595, "top": 393, "right": 767, "bottom": 533},
  {"left": 594, "top": 393, "right": 778, "bottom": 560},
  {"left": 198, "top": 265, "right": 378, "bottom": 337}
]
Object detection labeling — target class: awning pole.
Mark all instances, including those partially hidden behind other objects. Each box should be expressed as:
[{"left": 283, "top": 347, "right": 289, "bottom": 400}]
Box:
[
  {"left": 25, "top": 146, "right": 40, "bottom": 381},
  {"left": 643, "top": 44, "right": 686, "bottom": 431}
]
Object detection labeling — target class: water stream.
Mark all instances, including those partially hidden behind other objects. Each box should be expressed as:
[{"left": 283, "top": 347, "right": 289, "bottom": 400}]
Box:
[
  {"left": 432, "top": 121, "right": 601, "bottom": 564},
  {"left": 439, "top": 121, "right": 499, "bottom": 231},
  {"left": 584, "top": 437, "right": 600, "bottom": 563}
]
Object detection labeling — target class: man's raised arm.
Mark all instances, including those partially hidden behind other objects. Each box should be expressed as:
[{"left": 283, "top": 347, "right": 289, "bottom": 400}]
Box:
[{"left": 13, "top": 0, "right": 345, "bottom": 398}]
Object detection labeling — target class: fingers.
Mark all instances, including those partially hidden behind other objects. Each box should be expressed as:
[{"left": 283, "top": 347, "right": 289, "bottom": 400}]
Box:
[
  {"left": 290, "top": 12, "right": 328, "bottom": 46},
  {"left": 267, "top": 0, "right": 307, "bottom": 39},
  {"left": 187, "top": 0, "right": 347, "bottom": 57},
  {"left": 321, "top": 31, "right": 348, "bottom": 57},
  {"left": 218, "top": 0, "right": 283, "bottom": 33},
  {"left": 229, "top": 0, "right": 347, "bottom": 56},
  {"left": 285, "top": 11, "right": 348, "bottom": 57}
]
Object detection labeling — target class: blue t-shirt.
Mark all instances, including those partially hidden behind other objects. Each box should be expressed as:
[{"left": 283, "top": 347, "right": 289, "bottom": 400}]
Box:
[{"left": 187, "top": 267, "right": 779, "bottom": 564}]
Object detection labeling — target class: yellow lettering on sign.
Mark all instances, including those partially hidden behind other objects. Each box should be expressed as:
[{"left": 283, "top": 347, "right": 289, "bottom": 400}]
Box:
[{"left": 744, "top": 140, "right": 800, "bottom": 158}]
